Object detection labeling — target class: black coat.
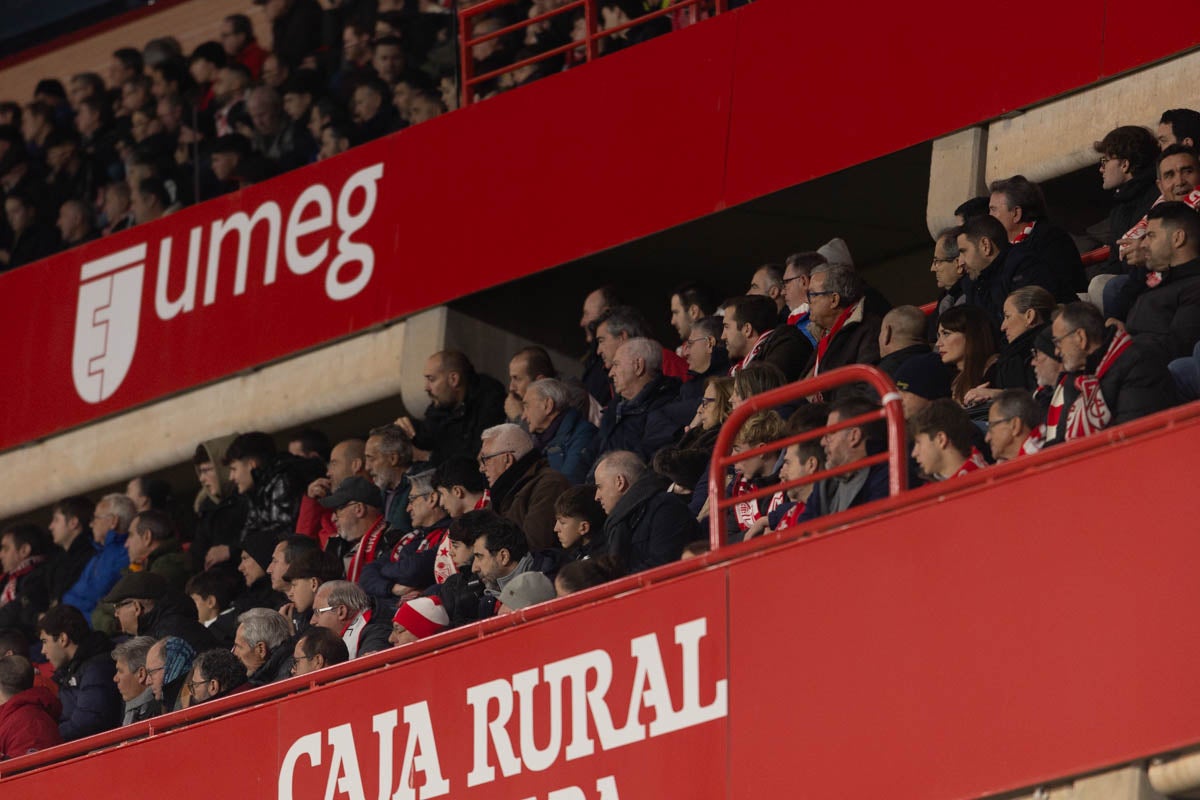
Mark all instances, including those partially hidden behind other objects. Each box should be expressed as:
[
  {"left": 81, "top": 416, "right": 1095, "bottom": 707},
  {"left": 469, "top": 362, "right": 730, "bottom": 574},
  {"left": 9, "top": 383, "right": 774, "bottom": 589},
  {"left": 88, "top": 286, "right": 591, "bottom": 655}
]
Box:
[
  {"left": 47, "top": 534, "right": 95, "bottom": 604},
  {"left": 991, "top": 325, "right": 1043, "bottom": 392},
  {"left": 242, "top": 454, "right": 325, "bottom": 543},
  {"left": 1125, "top": 259, "right": 1200, "bottom": 359},
  {"left": 1008, "top": 221, "right": 1085, "bottom": 301},
  {"left": 593, "top": 375, "right": 686, "bottom": 466},
  {"left": 412, "top": 373, "right": 507, "bottom": 467},
  {"left": 0, "top": 559, "right": 52, "bottom": 639},
  {"left": 604, "top": 474, "right": 698, "bottom": 573},
  {"left": 234, "top": 575, "right": 287, "bottom": 615},
  {"left": 248, "top": 643, "right": 294, "bottom": 687},
  {"left": 1095, "top": 169, "right": 1160, "bottom": 279},
  {"left": 877, "top": 344, "right": 931, "bottom": 380},
  {"left": 5, "top": 222, "right": 60, "bottom": 271},
  {"left": 138, "top": 593, "right": 218, "bottom": 654},
  {"left": 54, "top": 631, "right": 122, "bottom": 741},
  {"left": 965, "top": 248, "right": 1060, "bottom": 326},
  {"left": 758, "top": 324, "right": 814, "bottom": 382},
  {"left": 192, "top": 492, "right": 249, "bottom": 569},
  {"left": 1053, "top": 325, "right": 1178, "bottom": 441}
]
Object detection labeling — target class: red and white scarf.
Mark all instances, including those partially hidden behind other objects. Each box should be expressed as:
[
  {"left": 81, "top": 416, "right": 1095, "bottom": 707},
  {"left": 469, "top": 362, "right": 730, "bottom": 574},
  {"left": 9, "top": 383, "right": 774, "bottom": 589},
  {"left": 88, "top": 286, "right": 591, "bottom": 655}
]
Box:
[
  {"left": 1120, "top": 189, "right": 1200, "bottom": 287},
  {"left": 432, "top": 494, "right": 492, "bottom": 583},
  {"left": 1010, "top": 221, "right": 1036, "bottom": 244},
  {"left": 786, "top": 303, "right": 809, "bottom": 327},
  {"left": 776, "top": 501, "right": 804, "bottom": 530},
  {"left": 1018, "top": 428, "right": 1044, "bottom": 457},
  {"left": 1064, "top": 329, "right": 1133, "bottom": 440},
  {"left": 345, "top": 516, "right": 388, "bottom": 583},
  {"left": 813, "top": 299, "right": 863, "bottom": 376},
  {"left": 729, "top": 331, "right": 773, "bottom": 376},
  {"left": 731, "top": 477, "right": 784, "bottom": 530},
  {"left": 0, "top": 555, "right": 43, "bottom": 605},
  {"left": 952, "top": 448, "right": 989, "bottom": 478},
  {"left": 341, "top": 609, "right": 373, "bottom": 659}
]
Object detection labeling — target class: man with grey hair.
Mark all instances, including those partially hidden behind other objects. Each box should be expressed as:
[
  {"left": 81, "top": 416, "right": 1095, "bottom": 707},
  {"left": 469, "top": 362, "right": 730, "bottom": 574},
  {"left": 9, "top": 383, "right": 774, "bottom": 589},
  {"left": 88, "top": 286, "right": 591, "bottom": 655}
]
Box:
[
  {"left": 521, "top": 379, "right": 597, "bottom": 485},
  {"left": 310, "top": 580, "right": 390, "bottom": 659},
  {"left": 478, "top": 424, "right": 570, "bottom": 551},
  {"left": 593, "top": 306, "right": 691, "bottom": 386},
  {"left": 930, "top": 227, "right": 966, "bottom": 330},
  {"left": 594, "top": 451, "right": 697, "bottom": 573},
  {"left": 246, "top": 84, "right": 315, "bottom": 170},
  {"left": 594, "top": 338, "right": 690, "bottom": 467},
  {"left": 62, "top": 493, "right": 135, "bottom": 620},
  {"left": 877, "top": 305, "right": 931, "bottom": 379},
  {"left": 364, "top": 424, "right": 415, "bottom": 532},
  {"left": 233, "top": 607, "right": 293, "bottom": 685},
  {"left": 805, "top": 262, "right": 884, "bottom": 389},
  {"left": 111, "top": 635, "right": 158, "bottom": 724},
  {"left": 359, "top": 471, "right": 448, "bottom": 610}
]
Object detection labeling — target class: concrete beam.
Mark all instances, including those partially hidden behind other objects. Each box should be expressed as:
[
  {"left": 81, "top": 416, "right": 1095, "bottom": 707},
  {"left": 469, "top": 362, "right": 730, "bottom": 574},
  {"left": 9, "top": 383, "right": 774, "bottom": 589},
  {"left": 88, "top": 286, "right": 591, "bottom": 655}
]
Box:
[{"left": 927, "top": 126, "right": 989, "bottom": 238}]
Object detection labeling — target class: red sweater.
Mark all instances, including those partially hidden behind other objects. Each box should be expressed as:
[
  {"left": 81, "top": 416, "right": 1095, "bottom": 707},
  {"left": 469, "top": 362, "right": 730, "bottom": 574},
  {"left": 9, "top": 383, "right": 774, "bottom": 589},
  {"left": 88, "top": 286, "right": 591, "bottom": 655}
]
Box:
[{"left": 0, "top": 687, "right": 62, "bottom": 759}]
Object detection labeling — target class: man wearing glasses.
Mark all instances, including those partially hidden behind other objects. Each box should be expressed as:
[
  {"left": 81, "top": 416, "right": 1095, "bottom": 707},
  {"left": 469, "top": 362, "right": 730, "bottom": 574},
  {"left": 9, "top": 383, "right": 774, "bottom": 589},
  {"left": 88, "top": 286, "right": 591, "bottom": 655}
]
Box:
[
  {"left": 359, "top": 471, "right": 450, "bottom": 615},
  {"left": 185, "top": 649, "right": 247, "bottom": 705},
  {"left": 319, "top": 477, "right": 390, "bottom": 584}
]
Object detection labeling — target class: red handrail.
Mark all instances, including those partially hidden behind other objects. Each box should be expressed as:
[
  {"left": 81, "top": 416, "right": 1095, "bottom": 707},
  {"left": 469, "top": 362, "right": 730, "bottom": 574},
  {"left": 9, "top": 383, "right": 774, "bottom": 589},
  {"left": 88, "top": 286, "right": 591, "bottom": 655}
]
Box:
[{"left": 707, "top": 364, "right": 908, "bottom": 550}]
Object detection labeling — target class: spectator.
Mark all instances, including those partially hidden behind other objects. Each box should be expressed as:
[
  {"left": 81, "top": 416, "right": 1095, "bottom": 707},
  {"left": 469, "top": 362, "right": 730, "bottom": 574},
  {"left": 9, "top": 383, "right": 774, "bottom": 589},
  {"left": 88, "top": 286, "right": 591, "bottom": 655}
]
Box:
[
  {"left": 986, "top": 389, "right": 1043, "bottom": 461},
  {"left": 264, "top": 0, "right": 324, "bottom": 73},
  {"left": 145, "top": 636, "right": 195, "bottom": 712},
  {"left": 359, "top": 471, "right": 448, "bottom": 610},
  {"left": 669, "top": 281, "right": 719, "bottom": 345},
  {"left": 593, "top": 305, "right": 691, "bottom": 383},
  {"left": 290, "top": 627, "right": 348, "bottom": 677},
  {"left": 46, "top": 496, "right": 96, "bottom": 605},
  {"left": 245, "top": 85, "right": 316, "bottom": 170},
  {"left": 397, "top": 350, "right": 507, "bottom": 467},
  {"left": 553, "top": 485, "right": 607, "bottom": 561},
  {"left": 111, "top": 636, "right": 158, "bottom": 724},
  {"left": 730, "top": 362, "right": 787, "bottom": 410},
  {"left": 957, "top": 214, "right": 1052, "bottom": 326},
  {"left": 309, "top": 581, "right": 390, "bottom": 659},
  {"left": 758, "top": 406, "right": 829, "bottom": 534},
  {"left": 101, "top": 180, "right": 134, "bottom": 234},
  {"left": 124, "top": 510, "right": 190, "bottom": 595},
  {"left": 233, "top": 608, "right": 293, "bottom": 686},
  {"left": 351, "top": 77, "right": 400, "bottom": 143},
  {"left": 185, "top": 568, "right": 242, "bottom": 648},
  {"left": 989, "top": 175, "right": 1084, "bottom": 301},
  {"left": 131, "top": 176, "right": 170, "bottom": 225},
  {"left": 190, "top": 436, "right": 249, "bottom": 571},
  {"left": 186, "top": 648, "right": 248, "bottom": 704},
  {"left": 126, "top": 476, "right": 173, "bottom": 513},
  {"left": 45, "top": 133, "right": 98, "bottom": 219},
  {"left": 930, "top": 227, "right": 966, "bottom": 330},
  {"left": 963, "top": 286, "right": 1055, "bottom": 405},
  {"left": 220, "top": 14, "right": 266, "bottom": 78},
  {"left": 372, "top": 36, "right": 407, "bottom": 89},
  {"left": 281, "top": 549, "right": 343, "bottom": 632},
  {"left": 1122, "top": 202, "right": 1200, "bottom": 359},
  {"left": 68, "top": 71, "right": 105, "bottom": 109},
  {"left": 289, "top": 427, "right": 329, "bottom": 460},
  {"left": 0, "top": 524, "right": 52, "bottom": 638},
  {"left": 782, "top": 252, "right": 827, "bottom": 340},
  {"left": 363, "top": 425, "right": 416, "bottom": 533},
  {"left": 389, "top": 597, "right": 450, "bottom": 645},
  {"left": 478, "top": 424, "right": 569, "bottom": 552},
  {"left": 62, "top": 493, "right": 133, "bottom": 621},
  {"left": 554, "top": 557, "right": 623, "bottom": 597},
  {"left": 798, "top": 396, "right": 890, "bottom": 522},
  {"left": 683, "top": 316, "right": 729, "bottom": 384},
  {"left": 1156, "top": 108, "right": 1200, "bottom": 149},
  {"left": 722, "top": 294, "right": 810, "bottom": 381},
  {"left": 1091, "top": 126, "right": 1161, "bottom": 281},
  {"left": 298, "top": 437, "right": 367, "bottom": 547},
  {"left": 280, "top": 74, "right": 317, "bottom": 126},
  {"left": 747, "top": 263, "right": 788, "bottom": 317},
  {"left": 579, "top": 286, "right": 620, "bottom": 402},
  {"left": 234, "top": 532, "right": 287, "bottom": 613},
  {"left": 594, "top": 338, "right": 687, "bottom": 465},
  {"left": 0, "top": 655, "right": 62, "bottom": 758},
  {"left": 433, "top": 456, "right": 491, "bottom": 521},
  {"left": 1050, "top": 302, "right": 1177, "bottom": 440},
  {"left": 728, "top": 411, "right": 784, "bottom": 540},
  {"left": 876, "top": 305, "right": 931, "bottom": 379},
  {"left": 212, "top": 64, "right": 252, "bottom": 137},
  {"left": 37, "top": 605, "right": 121, "bottom": 740},
  {"left": 894, "top": 351, "right": 955, "bottom": 419},
  {"left": 0, "top": 190, "right": 59, "bottom": 270},
  {"left": 318, "top": 121, "right": 353, "bottom": 160},
  {"left": 1031, "top": 326, "right": 1064, "bottom": 416},
  {"left": 317, "top": 477, "right": 389, "bottom": 584},
  {"left": 805, "top": 263, "right": 883, "bottom": 385},
  {"left": 505, "top": 345, "right": 557, "bottom": 422},
  {"left": 497, "top": 572, "right": 556, "bottom": 614},
  {"left": 521, "top": 379, "right": 597, "bottom": 485},
  {"left": 910, "top": 399, "right": 989, "bottom": 481},
  {"left": 103, "top": 572, "right": 215, "bottom": 653},
  {"left": 225, "top": 431, "right": 323, "bottom": 542},
  {"left": 935, "top": 305, "right": 998, "bottom": 407},
  {"left": 431, "top": 511, "right": 490, "bottom": 627},
  {"left": 471, "top": 512, "right": 546, "bottom": 612},
  {"left": 594, "top": 451, "right": 698, "bottom": 573}
]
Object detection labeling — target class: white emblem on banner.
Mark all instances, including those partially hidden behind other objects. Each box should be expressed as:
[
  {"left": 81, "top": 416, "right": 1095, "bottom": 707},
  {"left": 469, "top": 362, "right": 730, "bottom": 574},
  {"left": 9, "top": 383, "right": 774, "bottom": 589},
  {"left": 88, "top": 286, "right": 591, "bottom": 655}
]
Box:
[{"left": 72, "top": 245, "right": 146, "bottom": 403}]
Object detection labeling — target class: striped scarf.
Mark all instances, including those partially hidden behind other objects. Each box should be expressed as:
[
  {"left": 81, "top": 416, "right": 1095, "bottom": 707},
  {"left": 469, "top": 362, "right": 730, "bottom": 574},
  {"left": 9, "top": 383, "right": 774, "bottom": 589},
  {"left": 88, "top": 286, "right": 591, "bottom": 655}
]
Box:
[
  {"left": 1065, "top": 329, "right": 1132, "bottom": 440},
  {"left": 0, "top": 555, "right": 43, "bottom": 605}
]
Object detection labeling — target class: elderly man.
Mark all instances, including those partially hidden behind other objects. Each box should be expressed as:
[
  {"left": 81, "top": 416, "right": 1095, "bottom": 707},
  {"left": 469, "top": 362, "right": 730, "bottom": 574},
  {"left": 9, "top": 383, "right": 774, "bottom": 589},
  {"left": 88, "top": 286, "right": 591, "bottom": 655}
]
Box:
[
  {"left": 310, "top": 581, "right": 390, "bottom": 659},
  {"left": 804, "top": 263, "right": 883, "bottom": 383},
  {"left": 232, "top": 607, "right": 293, "bottom": 686},
  {"left": 505, "top": 346, "right": 557, "bottom": 423},
  {"left": 593, "top": 338, "right": 687, "bottom": 466},
  {"left": 396, "top": 350, "right": 506, "bottom": 467},
  {"left": 594, "top": 451, "right": 697, "bottom": 573},
  {"left": 186, "top": 648, "right": 248, "bottom": 704},
  {"left": 111, "top": 636, "right": 158, "bottom": 724},
  {"left": 62, "top": 493, "right": 134, "bottom": 620},
  {"left": 359, "top": 471, "right": 448, "bottom": 608},
  {"left": 389, "top": 597, "right": 450, "bottom": 646},
  {"left": 318, "top": 477, "right": 390, "bottom": 584},
  {"left": 363, "top": 425, "right": 415, "bottom": 533},
  {"left": 593, "top": 306, "right": 690, "bottom": 385},
  {"left": 521, "top": 379, "right": 597, "bottom": 485},
  {"left": 747, "top": 264, "right": 788, "bottom": 318},
  {"left": 1050, "top": 302, "right": 1177, "bottom": 441},
  {"left": 104, "top": 572, "right": 216, "bottom": 654},
  {"left": 290, "top": 627, "right": 349, "bottom": 677},
  {"left": 986, "top": 389, "right": 1043, "bottom": 461},
  {"left": 144, "top": 636, "right": 195, "bottom": 712},
  {"left": 477, "top": 424, "right": 570, "bottom": 551},
  {"left": 721, "top": 295, "right": 811, "bottom": 381},
  {"left": 781, "top": 251, "right": 826, "bottom": 340},
  {"left": 930, "top": 228, "right": 966, "bottom": 330}
]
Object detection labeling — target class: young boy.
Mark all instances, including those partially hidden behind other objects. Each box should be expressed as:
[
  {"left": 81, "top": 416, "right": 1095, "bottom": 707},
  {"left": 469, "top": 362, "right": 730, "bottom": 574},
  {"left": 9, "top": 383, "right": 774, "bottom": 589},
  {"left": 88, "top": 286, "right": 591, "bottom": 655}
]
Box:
[
  {"left": 553, "top": 485, "right": 607, "bottom": 562},
  {"left": 728, "top": 411, "right": 784, "bottom": 541}
]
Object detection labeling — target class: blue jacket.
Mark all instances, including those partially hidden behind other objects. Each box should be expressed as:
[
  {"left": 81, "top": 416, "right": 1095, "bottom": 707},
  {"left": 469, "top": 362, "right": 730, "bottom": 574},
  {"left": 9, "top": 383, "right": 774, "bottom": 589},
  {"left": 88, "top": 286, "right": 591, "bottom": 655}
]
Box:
[
  {"left": 539, "top": 408, "right": 597, "bottom": 485},
  {"left": 61, "top": 531, "right": 129, "bottom": 621}
]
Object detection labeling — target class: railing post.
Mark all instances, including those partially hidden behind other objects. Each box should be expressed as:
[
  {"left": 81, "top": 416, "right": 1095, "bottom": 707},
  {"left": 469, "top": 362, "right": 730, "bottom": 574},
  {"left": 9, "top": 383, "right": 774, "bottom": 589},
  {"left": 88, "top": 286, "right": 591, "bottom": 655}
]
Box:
[
  {"left": 458, "top": 11, "right": 474, "bottom": 106},
  {"left": 585, "top": 0, "right": 599, "bottom": 62}
]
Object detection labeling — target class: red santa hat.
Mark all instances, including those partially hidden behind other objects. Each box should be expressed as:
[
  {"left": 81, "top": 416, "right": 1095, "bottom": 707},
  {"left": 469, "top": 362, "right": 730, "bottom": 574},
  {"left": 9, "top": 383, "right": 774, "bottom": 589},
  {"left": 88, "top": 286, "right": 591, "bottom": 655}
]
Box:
[{"left": 392, "top": 596, "right": 450, "bottom": 640}]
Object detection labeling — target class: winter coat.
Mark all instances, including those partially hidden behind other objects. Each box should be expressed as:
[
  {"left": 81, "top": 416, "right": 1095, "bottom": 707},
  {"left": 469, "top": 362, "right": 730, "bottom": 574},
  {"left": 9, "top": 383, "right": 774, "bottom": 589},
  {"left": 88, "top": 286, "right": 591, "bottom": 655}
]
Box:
[
  {"left": 234, "top": 576, "right": 287, "bottom": 615},
  {"left": 1006, "top": 220, "right": 1086, "bottom": 302},
  {"left": 192, "top": 492, "right": 249, "bottom": 569},
  {"left": 242, "top": 454, "right": 326, "bottom": 543},
  {"left": 0, "top": 559, "right": 51, "bottom": 639},
  {"left": 806, "top": 299, "right": 883, "bottom": 396},
  {"left": 991, "top": 325, "right": 1043, "bottom": 392},
  {"left": 1095, "top": 169, "right": 1160, "bottom": 279},
  {"left": 758, "top": 323, "right": 815, "bottom": 382},
  {"left": 603, "top": 474, "right": 699, "bottom": 574},
  {"left": 137, "top": 593, "right": 217, "bottom": 654},
  {"left": 1053, "top": 325, "right": 1179, "bottom": 441},
  {"left": 247, "top": 643, "right": 294, "bottom": 687},
  {"left": 0, "top": 686, "right": 62, "bottom": 759},
  {"left": 537, "top": 408, "right": 597, "bottom": 485},
  {"left": 359, "top": 521, "right": 448, "bottom": 603},
  {"left": 144, "top": 538, "right": 192, "bottom": 595},
  {"left": 61, "top": 530, "right": 128, "bottom": 620},
  {"left": 877, "top": 343, "right": 932, "bottom": 381},
  {"left": 433, "top": 568, "right": 490, "bottom": 628},
  {"left": 53, "top": 631, "right": 122, "bottom": 740},
  {"left": 382, "top": 471, "right": 414, "bottom": 534},
  {"left": 594, "top": 375, "right": 686, "bottom": 466},
  {"left": 1124, "top": 259, "right": 1200, "bottom": 359},
  {"left": 47, "top": 534, "right": 95, "bottom": 604},
  {"left": 490, "top": 452, "right": 571, "bottom": 552},
  {"left": 964, "top": 248, "right": 1060, "bottom": 327},
  {"left": 798, "top": 462, "right": 890, "bottom": 523},
  {"left": 412, "top": 373, "right": 508, "bottom": 467}
]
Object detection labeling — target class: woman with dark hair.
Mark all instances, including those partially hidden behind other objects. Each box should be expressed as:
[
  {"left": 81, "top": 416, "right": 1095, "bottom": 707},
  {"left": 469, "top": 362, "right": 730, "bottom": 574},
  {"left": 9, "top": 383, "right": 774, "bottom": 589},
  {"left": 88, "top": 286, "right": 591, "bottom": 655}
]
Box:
[
  {"left": 963, "top": 286, "right": 1055, "bottom": 404},
  {"left": 936, "top": 305, "right": 998, "bottom": 406}
]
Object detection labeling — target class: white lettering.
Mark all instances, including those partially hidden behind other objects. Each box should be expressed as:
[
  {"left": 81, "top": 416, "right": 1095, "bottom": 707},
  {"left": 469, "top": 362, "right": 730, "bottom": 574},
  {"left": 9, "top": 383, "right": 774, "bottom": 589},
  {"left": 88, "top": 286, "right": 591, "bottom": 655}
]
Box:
[
  {"left": 203, "top": 201, "right": 282, "bottom": 305},
  {"left": 154, "top": 226, "right": 202, "bottom": 320},
  {"left": 394, "top": 701, "right": 449, "bottom": 800},
  {"left": 514, "top": 667, "right": 564, "bottom": 772},
  {"left": 323, "top": 723, "right": 366, "bottom": 800},
  {"left": 285, "top": 184, "right": 333, "bottom": 275},
  {"left": 660, "top": 618, "right": 727, "bottom": 734},
  {"left": 372, "top": 710, "right": 398, "bottom": 800},
  {"left": 596, "top": 776, "right": 620, "bottom": 800},
  {"left": 545, "top": 649, "right": 615, "bottom": 762},
  {"left": 278, "top": 731, "right": 322, "bottom": 800},
  {"left": 326, "top": 163, "right": 383, "bottom": 301},
  {"left": 466, "top": 678, "right": 521, "bottom": 786}
]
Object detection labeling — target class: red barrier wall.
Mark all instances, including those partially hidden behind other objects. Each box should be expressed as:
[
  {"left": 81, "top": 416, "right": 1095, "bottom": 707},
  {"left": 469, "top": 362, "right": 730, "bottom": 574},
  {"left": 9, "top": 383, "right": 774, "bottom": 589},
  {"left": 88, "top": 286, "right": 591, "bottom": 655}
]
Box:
[
  {"left": 1, "top": 0, "right": 1196, "bottom": 453},
  {"left": 7, "top": 408, "right": 1200, "bottom": 798}
]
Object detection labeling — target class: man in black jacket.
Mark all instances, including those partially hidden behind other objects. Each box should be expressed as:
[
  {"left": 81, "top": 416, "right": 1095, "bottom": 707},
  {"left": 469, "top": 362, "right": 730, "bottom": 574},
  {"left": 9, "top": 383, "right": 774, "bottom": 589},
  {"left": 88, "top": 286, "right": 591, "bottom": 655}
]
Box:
[
  {"left": 104, "top": 572, "right": 216, "bottom": 654},
  {"left": 0, "top": 524, "right": 53, "bottom": 640},
  {"left": 1090, "top": 126, "right": 1162, "bottom": 281},
  {"left": 958, "top": 214, "right": 1056, "bottom": 326},
  {"left": 989, "top": 175, "right": 1085, "bottom": 301},
  {"left": 805, "top": 263, "right": 884, "bottom": 387},
  {"left": 876, "top": 306, "right": 931, "bottom": 379},
  {"left": 233, "top": 607, "right": 294, "bottom": 686},
  {"left": 594, "top": 451, "right": 698, "bottom": 573},
  {"left": 593, "top": 338, "right": 687, "bottom": 467},
  {"left": 397, "top": 350, "right": 506, "bottom": 467},
  {"left": 722, "top": 294, "right": 812, "bottom": 381},
  {"left": 46, "top": 496, "right": 96, "bottom": 605},
  {"left": 37, "top": 605, "right": 122, "bottom": 740},
  {"left": 1122, "top": 202, "right": 1200, "bottom": 359}
]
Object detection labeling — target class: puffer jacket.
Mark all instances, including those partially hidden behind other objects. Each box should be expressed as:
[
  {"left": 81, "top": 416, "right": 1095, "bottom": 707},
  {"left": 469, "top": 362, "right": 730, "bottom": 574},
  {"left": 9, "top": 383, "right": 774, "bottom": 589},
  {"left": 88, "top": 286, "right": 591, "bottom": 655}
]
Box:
[
  {"left": 53, "top": 631, "right": 122, "bottom": 740},
  {"left": 242, "top": 453, "right": 325, "bottom": 542}
]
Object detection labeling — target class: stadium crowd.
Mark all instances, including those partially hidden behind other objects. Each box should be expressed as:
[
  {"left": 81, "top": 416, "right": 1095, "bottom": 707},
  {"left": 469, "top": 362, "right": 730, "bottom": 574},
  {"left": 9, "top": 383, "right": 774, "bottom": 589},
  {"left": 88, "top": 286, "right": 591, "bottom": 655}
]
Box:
[
  {"left": 0, "top": 0, "right": 733, "bottom": 273},
  {"left": 2, "top": 1, "right": 1200, "bottom": 768}
]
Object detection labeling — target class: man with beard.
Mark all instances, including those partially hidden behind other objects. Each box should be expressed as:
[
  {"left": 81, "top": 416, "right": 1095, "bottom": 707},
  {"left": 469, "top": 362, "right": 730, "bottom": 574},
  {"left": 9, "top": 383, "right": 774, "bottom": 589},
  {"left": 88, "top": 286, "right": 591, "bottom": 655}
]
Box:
[
  {"left": 364, "top": 425, "right": 416, "bottom": 533},
  {"left": 396, "top": 351, "right": 506, "bottom": 468},
  {"left": 297, "top": 438, "right": 367, "bottom": 547},
  {"left": 320, "top": 477, "right": 390, "bottom": 584}
]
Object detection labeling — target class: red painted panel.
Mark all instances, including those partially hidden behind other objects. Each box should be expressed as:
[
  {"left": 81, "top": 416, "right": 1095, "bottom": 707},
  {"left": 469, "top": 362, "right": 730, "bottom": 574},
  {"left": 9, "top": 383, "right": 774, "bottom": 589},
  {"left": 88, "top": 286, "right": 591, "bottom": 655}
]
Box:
[
  {"left": 723, "top": 0, "right": 1105, "bottom": 206},
  {"left": 727, "top": 417, "right": 1200, "bottom": 799},
  {"left": 1100, "top": 0, "right": 1200, "bottom": 76}
]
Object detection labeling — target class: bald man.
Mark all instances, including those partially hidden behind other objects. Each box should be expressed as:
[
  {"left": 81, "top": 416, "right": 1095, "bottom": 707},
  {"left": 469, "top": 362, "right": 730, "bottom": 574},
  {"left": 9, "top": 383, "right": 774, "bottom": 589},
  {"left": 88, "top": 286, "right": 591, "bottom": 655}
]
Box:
[{"left": 876, "top": 305, "right": 931, "bottom": 379}]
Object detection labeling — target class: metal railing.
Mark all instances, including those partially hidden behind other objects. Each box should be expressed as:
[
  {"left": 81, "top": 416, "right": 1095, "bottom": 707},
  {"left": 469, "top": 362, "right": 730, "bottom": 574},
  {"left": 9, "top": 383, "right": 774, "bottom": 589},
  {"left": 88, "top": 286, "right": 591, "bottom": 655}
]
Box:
[
  {"left": 458, "top": 0, "right": 730, "bottom": 105},
  {"left": 707, "top": 364, "right": 908, "bottom": 549}
]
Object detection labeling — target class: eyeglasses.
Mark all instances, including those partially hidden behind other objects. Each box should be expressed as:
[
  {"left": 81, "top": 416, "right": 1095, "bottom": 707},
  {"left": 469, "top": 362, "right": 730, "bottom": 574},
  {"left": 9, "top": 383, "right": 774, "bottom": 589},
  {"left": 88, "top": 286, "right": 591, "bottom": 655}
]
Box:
[
  {"left": 686, "top": 336, "right": 711, "bottom": 346},
  {"left": 989, "top": 416, "right": 1015, "bottom": 426},
  {"left": 807, "top": 290, "right": 835, "bottom": 302},
  {"left": 186, "top": 678, "right": 212, "bottom": 693},
  {"left": 1050, "top": 328, "right": 1080, "bottom": 346},
  {"left": 478, "top": 450, "right": 514, "bottom": 466},
  {"left": 145, "top": 666, "right": 165, "bottom": 677},
  {"left": 931, "top": 256, "right": 957, "bottom": 264},
  {"left": 699, "top": 397, "right": 718, "bottom": 406},
  {"left": 1099, "top": 156, "right": 1117, "bottom": 167},
  {"left": 313, "top": 605, "right": 339, "bottom": 614},
  {"left": 114, "top": 599, "right": 137, "bottom": 610},
  {"left": 781, "top": 275, "right": 804, "bottom": 285}
]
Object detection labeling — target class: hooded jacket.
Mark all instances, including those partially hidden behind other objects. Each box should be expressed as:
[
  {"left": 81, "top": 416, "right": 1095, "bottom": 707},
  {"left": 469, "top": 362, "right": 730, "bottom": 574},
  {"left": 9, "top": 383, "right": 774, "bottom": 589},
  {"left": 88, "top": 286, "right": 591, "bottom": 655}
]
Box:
[
  {"left": 0, "top": 686, "right": 63, "bottom": 759},
  {"left": 603, "top": 473, "right": 698, "bottom": 574},
  {"left": 192, "top": 435, "right": 250, "bottom": 568},
  {"left": 53, "top": 630, "right": 122, "bottom": 740},
  {"left": 490, "top": 452, "right": 571, "bottom": 552}
]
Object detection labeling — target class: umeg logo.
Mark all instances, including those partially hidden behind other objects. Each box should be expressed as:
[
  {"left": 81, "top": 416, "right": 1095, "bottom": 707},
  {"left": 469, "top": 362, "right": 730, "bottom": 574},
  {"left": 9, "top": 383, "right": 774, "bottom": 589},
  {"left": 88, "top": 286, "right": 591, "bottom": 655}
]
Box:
[{"left": 72, "top": 245, "right": 147, "bottom": 404}]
